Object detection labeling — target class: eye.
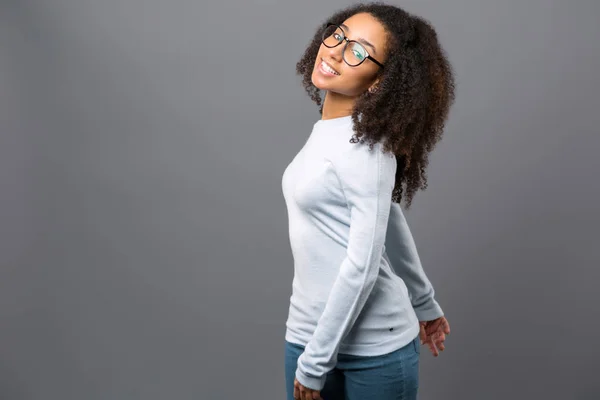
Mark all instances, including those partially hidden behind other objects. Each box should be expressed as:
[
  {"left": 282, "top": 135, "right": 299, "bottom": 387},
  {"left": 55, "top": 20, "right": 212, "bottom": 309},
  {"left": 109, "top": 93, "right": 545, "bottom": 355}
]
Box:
[
  {"left": 353, "top": 50, "right": 365, "bottom": 60},
  {"left": 351, "top": 43, "right": 367, "bottom": 60}
]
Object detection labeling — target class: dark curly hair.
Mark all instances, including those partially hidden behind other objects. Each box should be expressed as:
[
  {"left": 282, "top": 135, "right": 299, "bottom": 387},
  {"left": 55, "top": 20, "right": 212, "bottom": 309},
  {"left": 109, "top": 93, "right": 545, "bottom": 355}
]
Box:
[{"left": 296, "top": 2, "right": 455, "bottom": 208}]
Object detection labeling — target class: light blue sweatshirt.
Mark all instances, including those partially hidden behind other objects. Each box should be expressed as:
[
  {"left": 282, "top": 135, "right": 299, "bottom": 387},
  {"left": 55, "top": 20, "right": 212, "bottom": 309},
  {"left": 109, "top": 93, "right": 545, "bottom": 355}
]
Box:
[{"left": 281, "top": 115, "right": 444, "bottom": 391}]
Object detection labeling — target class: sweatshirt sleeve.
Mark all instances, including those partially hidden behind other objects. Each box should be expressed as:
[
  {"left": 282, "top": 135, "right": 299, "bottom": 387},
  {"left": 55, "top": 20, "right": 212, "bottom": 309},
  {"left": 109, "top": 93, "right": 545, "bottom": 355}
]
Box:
[
  {"left": 385, "top": 202, "right": 444, "bottom": 321},
  {"left": 295, "top": 143, "right": 396, "bottom": 391}
]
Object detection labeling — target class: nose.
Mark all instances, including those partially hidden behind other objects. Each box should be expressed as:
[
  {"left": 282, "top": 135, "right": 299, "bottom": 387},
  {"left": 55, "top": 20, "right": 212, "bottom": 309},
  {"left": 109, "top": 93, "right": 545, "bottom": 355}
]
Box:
[{"left": 326, "top": 41, "right": 344, "bottom": 63}]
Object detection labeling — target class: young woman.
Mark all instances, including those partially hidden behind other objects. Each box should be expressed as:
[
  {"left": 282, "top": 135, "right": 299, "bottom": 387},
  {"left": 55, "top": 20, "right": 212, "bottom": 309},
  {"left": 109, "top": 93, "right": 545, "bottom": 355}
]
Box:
[{"left": 281, "top": 3, "right": 455, "bottom": 400}]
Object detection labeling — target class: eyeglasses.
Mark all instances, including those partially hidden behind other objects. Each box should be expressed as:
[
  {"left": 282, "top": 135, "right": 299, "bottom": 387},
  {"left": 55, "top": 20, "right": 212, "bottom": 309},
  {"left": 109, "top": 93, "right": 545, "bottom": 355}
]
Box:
[{"left": 321, "top": 23, "right": 384, "bottom": 68}]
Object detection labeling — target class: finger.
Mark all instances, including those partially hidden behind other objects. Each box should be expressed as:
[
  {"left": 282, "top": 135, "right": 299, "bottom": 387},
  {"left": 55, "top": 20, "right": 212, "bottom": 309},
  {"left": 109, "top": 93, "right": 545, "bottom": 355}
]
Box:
[
  {"left": 298, "top": 384, "right": 307, "bottom": 400},
  {"left": 312, "top": 390, "right": 323, "bottom": 400},
  {"left": 419, "top": 324, "right": 427, "bottom": 344},
  {"left": 435, "top": 332, "right": 445, "bottom": 343},
  {"left": 443, "top": 318, "right": 451, "bottom": 335},
  {"left": 439, "top": 331, "right": 447, "bottom": 347},
  {"left": 426, "top": 336, "right": 438, "bottom": 357},
  {"left": 437, "top": 341, "right": 445, "bottom": 352},
  {"left": 431, "top": 342, "right": 439, "bottom": 357},
  {"left": 435, "top": 333, "right": 446, "bottom": 352},
  {"left": 430, "top": 334, "right": 440, "bottom": 357},
  {"left": 301, "top": 388, "right": 311, "bottom": 400},
  {"left": 294, "top": 379, "right": 300, "bottom": 400}
]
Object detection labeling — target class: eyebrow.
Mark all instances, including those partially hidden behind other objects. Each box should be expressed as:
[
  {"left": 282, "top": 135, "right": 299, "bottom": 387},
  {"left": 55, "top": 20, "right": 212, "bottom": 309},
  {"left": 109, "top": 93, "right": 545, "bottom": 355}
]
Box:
[{"left": 339, "top": 23, "right": 378, "bottom": 55}]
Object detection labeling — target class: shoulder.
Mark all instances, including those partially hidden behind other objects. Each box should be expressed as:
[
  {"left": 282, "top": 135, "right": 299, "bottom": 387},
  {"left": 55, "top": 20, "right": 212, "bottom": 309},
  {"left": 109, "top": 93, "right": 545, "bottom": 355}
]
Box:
[
  {"left": 330, "top": 138, "right": 396, "bottom": 175},
  {"left": 327, "top": 138, "right": 396, "bottom": 195}
]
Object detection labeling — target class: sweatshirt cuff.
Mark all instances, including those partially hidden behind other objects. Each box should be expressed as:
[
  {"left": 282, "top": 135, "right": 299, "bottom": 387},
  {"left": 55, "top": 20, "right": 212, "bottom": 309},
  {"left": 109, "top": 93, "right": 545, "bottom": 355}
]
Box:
[
  {"left": 413, "top": 299, "right": 444, "bottom": 321},
  {"left": 295, "top": 367, "right": 326, "bottom": 391}
]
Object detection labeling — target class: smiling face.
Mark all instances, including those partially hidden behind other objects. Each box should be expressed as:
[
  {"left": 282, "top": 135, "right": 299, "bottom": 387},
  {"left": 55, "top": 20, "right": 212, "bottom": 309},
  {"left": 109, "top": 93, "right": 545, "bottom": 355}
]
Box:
[{"left": 311, "top": 12, "right": 388, "bottom": 97}]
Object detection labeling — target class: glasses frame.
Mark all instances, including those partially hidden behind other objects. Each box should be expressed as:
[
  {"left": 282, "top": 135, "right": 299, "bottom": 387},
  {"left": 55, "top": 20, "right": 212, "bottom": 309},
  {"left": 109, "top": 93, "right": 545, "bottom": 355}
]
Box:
[{"left": 321, "top": 23, "right": 384, "bottom": 69}]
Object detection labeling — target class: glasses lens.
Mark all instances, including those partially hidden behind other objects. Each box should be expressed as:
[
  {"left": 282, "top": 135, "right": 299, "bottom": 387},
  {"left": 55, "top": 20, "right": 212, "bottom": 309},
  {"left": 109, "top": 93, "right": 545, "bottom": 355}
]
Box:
[
  {"left": 343, "top": 42, "right": 368, "bottom": 66},
  {"left": 322, "top": 25, "right": 343, "bottom": 47}
]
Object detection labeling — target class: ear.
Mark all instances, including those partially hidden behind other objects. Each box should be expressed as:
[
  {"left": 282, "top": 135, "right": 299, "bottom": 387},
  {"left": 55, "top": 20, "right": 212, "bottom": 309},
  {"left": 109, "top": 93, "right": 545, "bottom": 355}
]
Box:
[{"left": 368, "top": 79, "right": 380, "bottom": 93}]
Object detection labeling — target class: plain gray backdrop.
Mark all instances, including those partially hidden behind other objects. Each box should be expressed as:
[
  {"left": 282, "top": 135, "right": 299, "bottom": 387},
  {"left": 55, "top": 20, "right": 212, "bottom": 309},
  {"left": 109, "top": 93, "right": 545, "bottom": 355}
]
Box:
[{"left": 1, "top": 0, "right": 599, "bottom": 399}]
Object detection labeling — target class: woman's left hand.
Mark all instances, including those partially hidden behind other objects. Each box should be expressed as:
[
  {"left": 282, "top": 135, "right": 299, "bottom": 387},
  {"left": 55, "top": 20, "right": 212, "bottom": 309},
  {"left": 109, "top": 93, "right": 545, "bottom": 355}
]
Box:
[
  {"left": 419, "top": 316, "right": 451, "bottom": 357},
  {"left": 294, "top": 377, "right": 323, "bottom": 400}
]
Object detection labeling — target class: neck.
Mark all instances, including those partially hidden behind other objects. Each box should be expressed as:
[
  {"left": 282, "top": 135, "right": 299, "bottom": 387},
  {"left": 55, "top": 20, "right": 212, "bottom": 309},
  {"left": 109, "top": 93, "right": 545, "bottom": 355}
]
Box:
[{"left": 321, "top": 91, "right": 356, "bottom": 120}]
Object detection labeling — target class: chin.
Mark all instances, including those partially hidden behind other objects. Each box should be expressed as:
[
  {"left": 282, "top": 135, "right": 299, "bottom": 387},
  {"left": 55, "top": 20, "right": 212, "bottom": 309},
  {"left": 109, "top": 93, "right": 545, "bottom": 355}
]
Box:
[
  {"left": 310, "top": 67, "right": 358, "bottom": 96},
  {"left": 311, "top": 69, "right": 328, "bottom": 91}
]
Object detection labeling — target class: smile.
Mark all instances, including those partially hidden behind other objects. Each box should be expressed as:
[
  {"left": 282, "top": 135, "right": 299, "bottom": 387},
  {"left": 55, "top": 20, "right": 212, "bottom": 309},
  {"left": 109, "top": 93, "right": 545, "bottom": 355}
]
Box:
[{"left": 319, "top": 59, "right": 340, "bottom": 76}]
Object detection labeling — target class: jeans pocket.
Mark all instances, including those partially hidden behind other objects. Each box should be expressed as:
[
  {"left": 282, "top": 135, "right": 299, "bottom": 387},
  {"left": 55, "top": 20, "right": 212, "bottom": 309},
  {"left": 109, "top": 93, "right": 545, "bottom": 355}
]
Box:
[{"left": 413, "top": 336, "right": 421, "bottom": 355}]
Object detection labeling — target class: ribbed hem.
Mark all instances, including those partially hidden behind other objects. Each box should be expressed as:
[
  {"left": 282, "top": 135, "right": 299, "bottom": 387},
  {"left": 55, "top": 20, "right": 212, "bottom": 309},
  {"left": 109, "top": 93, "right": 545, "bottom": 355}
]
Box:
[
  {"left": 295, "top": 368, "right": 327, "bottom": 391},
  {"left": 413, "top": 300, "right": 444, "bottom": 322},
  {"left": 337, "top": 322, "right": 420, "bottom": 356},
  {"left": 285, "top": 321, "right": 420, "bottom": 358}
]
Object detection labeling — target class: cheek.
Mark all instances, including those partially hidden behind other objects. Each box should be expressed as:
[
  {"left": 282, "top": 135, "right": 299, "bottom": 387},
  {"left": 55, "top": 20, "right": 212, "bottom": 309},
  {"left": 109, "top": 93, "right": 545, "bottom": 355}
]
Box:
[
  {"left": 314, "top": 45, "right": 328, "bottom": 64},
  {"left": 338, "top": 68, "right": 377, "bottom": 94}
]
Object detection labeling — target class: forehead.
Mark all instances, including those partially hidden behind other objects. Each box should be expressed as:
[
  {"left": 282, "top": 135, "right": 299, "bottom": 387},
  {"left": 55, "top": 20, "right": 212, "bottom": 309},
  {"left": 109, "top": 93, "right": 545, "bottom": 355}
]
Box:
[{"left": 340, "top": 13, "right": 387, "bottom": 49}]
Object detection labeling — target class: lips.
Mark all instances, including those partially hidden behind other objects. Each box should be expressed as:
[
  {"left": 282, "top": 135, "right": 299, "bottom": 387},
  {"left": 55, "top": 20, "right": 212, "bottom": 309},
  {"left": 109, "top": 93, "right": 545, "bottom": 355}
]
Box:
[{"left": 320, "top": 58, "right": 340, "bottom": 75}]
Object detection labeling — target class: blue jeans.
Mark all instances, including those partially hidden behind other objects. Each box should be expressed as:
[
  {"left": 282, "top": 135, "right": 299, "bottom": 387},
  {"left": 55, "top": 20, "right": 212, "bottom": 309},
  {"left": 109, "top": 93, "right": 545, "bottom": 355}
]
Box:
[{"left": 284, "top": 336, "right": 420, "bottom": 400}]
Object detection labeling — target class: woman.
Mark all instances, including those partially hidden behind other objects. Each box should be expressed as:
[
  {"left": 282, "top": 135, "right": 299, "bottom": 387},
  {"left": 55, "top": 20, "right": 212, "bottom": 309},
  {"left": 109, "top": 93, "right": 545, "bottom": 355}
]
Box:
[{"left": 281, "top": 3, "right": 455, "bottom": 400}]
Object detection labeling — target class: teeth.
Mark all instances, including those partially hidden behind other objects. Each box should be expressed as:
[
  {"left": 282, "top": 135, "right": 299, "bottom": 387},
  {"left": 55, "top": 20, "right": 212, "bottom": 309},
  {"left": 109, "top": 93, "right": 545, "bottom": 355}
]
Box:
[{"left": 321, "top": 61, "right": 339, "bottom": 75}]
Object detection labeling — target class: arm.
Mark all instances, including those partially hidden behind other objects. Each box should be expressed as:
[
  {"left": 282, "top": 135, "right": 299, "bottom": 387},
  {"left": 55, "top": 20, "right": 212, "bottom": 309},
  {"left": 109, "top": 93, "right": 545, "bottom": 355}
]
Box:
[
  {"left": 385, "top": 202, "right": 444, "bottom": 321},
  {"left": 295, "top": 145, "right": 396, "bottom": 391}
]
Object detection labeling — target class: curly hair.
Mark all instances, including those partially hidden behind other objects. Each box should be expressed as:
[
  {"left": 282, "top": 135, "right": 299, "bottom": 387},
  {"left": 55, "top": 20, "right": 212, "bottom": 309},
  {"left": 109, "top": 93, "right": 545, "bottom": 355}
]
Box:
[{"left": 296, "top": 2, "right": 455, "bottom": 208}]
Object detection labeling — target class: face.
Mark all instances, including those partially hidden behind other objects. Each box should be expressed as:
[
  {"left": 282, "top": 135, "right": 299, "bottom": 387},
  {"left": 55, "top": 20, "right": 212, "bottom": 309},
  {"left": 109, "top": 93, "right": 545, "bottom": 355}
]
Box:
[{"left": 311, "top": 12, "right": 388, "bottom": 97}]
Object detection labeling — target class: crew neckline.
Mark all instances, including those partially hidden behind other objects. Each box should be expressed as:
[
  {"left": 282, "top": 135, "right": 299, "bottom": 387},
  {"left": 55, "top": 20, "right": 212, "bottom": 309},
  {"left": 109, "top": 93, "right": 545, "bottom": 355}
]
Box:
[{"left": 315, "top": 115, "right": 353, "bottom": 127}]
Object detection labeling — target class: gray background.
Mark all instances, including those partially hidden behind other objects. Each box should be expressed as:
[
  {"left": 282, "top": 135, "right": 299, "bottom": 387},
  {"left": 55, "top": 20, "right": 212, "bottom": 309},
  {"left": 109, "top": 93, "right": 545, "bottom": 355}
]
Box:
[{"left": 1, "top": 0, "right": 599, "bottom": 399}]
